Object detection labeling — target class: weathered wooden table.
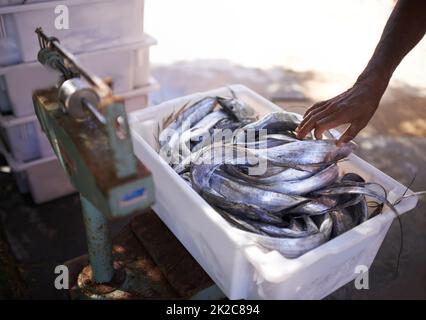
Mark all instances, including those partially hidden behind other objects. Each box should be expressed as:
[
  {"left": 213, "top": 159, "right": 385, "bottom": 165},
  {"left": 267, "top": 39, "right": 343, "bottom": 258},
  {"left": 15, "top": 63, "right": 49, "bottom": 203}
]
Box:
[{"left": 66, "top": 209, "right": 224, "bottom": 300}]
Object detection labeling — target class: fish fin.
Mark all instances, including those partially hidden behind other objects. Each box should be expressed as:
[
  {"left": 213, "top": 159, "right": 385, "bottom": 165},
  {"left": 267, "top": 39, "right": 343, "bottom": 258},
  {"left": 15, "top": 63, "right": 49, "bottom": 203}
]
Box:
[
  {"left": 398, "top": 191, "right": 426, "bottom": 200},
  {"left": 162, "top": 100, "right": 191, "bottom": 129},
  {"left": 393, "top": 173, "right": 417, "bottom": 206},
  {"left": 153, "top": 122, "right": 161, "bottom": 151},
  {"left": 228, "top": 87, "right": 237, "bottom": 99},
  {"left": 161, "top": 111, "right": 175, "bottom": 130}
]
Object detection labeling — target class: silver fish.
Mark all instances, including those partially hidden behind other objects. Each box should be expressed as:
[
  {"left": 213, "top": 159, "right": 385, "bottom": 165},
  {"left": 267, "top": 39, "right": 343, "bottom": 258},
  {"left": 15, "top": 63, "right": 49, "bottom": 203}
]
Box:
[
  {"left": 160, "top": 97, "right": 218, "bottom": 163},
  {"left": 244, "top": 213, "right": 333, "bottom": 258},
  {"left": 194, "top": 173, "right": 286, "bottom": 225},
  {"left": 217, "top": 96, "right": 257, "bottom": 122},
  {"left": 222, "top": 165, "right": 305, "bottom": 184},
  {"left": 167, "top": 96, "right": 218, "bottom": 131},
  {"left": 312, "top": 182, "right": 397, "bottom": 216},
  {"left": 330, "top": 208, "right": 357, "bottom": 237},
  {"left": 209, "top": 169, "right": 309, "bottom": 213},
  {"left": 253, "top": 164, "right": 339, "bottom": 195},
  {"left": 241, "top": 137, "right": 289, "bottom": 150},
  {"left": 252, "top": 140, "right": 356, "bottom": 168},
  {"left": 265, "top": 133, "right": 299, "bottom": 143},
  {"left": 250, "top": 215, "right": 318, "bottom": 238},
  {"left": 173, "top": 148, "right": 204, "bottom": 174},
  {"left": 339, "top": 172, "right": 368, "bottom": 225},
  {"left": 214, "top": 207, "right": 269, "bottom": 235},
  {"left": 351, "top": 196, "right": 368, "bottom": 225},
  {"left": 158, "top": 94, "right": 386, "bottom": 259},
  {"left": 190, "top": 126, "right": 238, "bottom": 153},
  {"left": 234, "top": 111, "right": 302, "bottom": 143},
  {"left": 180, "top": 172, "right": 193, "bottom": 187},
  {"left": 286, "top": 199, "right": 333, "bottom": 216},
  {"left": 180, "top": 110, "right": 229, "bottom": 157},
  {"left": 175, "top": 143, "right": 256, "bottom": 175}
]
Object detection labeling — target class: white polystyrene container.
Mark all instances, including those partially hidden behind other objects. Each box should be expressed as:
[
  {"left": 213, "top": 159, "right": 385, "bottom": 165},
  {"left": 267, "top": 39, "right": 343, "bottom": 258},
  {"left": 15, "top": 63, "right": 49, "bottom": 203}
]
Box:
[
  {"left": 0, "top": 0, "right": 145, "bottom": 65},
  {"left": 0, "top": 36, "right": 155, "bottom": 117},
  {"left": 129, "top": 85, "right": 418, "bottom": 300}
]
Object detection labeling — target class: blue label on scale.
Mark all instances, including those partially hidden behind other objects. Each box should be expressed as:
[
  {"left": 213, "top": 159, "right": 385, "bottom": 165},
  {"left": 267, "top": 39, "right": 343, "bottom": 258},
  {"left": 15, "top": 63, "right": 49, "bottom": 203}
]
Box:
[{"left": 121, "top": 187, "right": 145, "bottom": 203}]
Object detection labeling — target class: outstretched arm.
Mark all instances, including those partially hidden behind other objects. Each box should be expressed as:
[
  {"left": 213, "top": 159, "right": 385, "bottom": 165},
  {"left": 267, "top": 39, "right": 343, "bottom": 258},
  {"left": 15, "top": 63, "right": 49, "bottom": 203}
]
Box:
[{"left": 296, "top": 0, "right": 426, "bottom": 144}]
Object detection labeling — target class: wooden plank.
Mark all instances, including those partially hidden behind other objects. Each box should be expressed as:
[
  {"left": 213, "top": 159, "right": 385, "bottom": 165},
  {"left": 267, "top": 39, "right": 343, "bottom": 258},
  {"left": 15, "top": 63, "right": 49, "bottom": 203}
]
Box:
[
  {"left": 66, "top": 223, "right": 179, "bottom": 299},
  {"left": 130, "top": 210, "right": 214, "bottom": 298},
  {"left": 66, "top": 210, "right": 215, "bottom": 299}
]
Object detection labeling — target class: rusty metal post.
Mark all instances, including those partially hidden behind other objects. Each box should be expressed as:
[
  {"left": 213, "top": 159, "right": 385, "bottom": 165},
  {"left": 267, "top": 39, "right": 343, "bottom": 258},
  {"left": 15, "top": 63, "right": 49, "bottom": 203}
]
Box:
[{"left": 80, "top": 196, "right": 114, "bottom": 283}]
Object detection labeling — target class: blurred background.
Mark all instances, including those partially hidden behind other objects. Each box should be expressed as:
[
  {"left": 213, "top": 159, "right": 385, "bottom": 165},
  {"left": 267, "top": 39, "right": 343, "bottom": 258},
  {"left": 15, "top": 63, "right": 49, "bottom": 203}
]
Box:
[
  {"left": 147, "top": 0, "right": 426, "bottom": 137},
  {"left": 147, "top": 0, "right": 426, "bottom": 93},
  {"left": 0, "top": 0, "right": 424, "bottom": 299}
]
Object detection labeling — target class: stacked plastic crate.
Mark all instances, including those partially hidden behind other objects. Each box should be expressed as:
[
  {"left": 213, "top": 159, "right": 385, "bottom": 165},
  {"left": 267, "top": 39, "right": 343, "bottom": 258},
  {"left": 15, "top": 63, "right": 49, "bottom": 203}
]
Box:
[{"left": 0, "top": 0, "right": 158, "bottom": 203}]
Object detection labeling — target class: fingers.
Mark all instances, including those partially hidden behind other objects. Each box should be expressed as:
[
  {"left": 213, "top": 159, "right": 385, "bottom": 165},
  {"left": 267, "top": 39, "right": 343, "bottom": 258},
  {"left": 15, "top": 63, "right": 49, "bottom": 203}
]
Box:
[
  {"left": 304, "top": 90, "right": 350, "bottom": 118},
  {"left": 297, "top": 104, "right": 336, "bottom": 139},
  {"left": 297, "top": 86, "right": 369, "bottom": 143},
  {"left": 303, "top": 100, "right": 328, "bottom": 117},
  {"left": 336, "top": 123, "right": 362, "bottom": 145},
  {"left": 300, "top": 102, "right": 327, "bottom": 128},
  {"left": 299, "top": 100, "right": 334, "bottom": 134},
  {"left": 298, "top": 104, "right": 336, "bottom": 136},
  {"left": 313, "top": 114, "right": 344, "bottom": 140}
]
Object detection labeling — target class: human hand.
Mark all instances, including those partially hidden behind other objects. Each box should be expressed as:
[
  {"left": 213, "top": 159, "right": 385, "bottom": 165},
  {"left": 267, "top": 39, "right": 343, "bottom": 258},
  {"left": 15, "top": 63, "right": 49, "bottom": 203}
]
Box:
[{"left": 296, "top": 81, "right": 386, "bottom": 145}]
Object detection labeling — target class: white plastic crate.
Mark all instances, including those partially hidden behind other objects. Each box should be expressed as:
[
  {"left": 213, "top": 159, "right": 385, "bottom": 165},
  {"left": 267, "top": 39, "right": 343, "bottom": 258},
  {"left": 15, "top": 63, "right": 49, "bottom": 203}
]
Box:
[
  {"left": 0, "top": 0, "right": 145, "bottom": 66},
  {"left": 0, "top": 78, "right": 158, "bottom": 163},
  {"left": 129, "top": 84, "right": 418, "bottom": 300},
  {"left": 0, "top": 1, "right": 24, "bottom": 7},
  {"left": 2, "top": 150, "right": 75, "bottom": 203},
  {"left": 0, "top": 113, "right": 53, "bottom": 162},
  {"left": 0, "top": 36, "right": 156, "bottom": 117},
  {"left": 25, "top": 1, "right": 58, "bottom": 3},
  {"left": 0, "top": 1, "right": 65, "bottom": 6},
  {"left": 119, "top": 77, "right": 160, "bottom": 113}
]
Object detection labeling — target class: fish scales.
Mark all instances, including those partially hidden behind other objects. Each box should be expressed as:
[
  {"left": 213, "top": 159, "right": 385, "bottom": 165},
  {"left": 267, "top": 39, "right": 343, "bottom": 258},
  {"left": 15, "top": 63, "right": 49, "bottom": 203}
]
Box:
[{"left": 157, "top": 94, "right": 385, "bottom": 259}]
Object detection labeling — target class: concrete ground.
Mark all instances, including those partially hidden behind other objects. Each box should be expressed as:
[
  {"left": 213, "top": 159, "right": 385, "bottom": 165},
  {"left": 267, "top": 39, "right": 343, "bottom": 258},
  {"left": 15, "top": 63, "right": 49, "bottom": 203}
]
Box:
[{"left": 0, "top": 60, "right": 424, "bottom": 299}]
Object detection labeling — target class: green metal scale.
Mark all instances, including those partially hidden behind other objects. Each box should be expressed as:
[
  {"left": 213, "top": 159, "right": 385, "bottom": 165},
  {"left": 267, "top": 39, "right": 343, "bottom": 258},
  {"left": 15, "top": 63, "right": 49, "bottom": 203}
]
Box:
[{"left": 32, "top": 28, "right": 155, "bottom": 296}]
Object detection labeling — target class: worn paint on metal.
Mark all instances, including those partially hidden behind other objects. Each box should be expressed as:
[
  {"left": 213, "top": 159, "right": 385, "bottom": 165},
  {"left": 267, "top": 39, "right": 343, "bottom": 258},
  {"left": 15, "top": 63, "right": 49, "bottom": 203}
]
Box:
[{"left": 80, "top": 196, "right": 114, "bottom": 283}]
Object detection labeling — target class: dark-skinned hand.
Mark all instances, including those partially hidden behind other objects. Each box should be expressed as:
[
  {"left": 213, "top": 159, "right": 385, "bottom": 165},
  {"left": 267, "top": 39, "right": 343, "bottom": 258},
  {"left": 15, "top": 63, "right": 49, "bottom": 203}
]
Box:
[{"left": 296, "top": 81, "right": 386, "bottom": 145}]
